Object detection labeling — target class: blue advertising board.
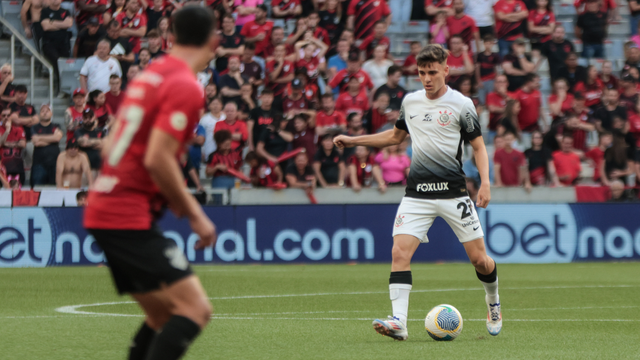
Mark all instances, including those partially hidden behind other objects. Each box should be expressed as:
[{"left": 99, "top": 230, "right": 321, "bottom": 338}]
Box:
[{"left": 1, "top": 204, "right": 639, "bottom": 267}]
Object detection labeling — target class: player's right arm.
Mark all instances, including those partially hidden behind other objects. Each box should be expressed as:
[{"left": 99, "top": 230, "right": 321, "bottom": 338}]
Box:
[{"left": 334, "top": 126, "right": 408, "bottom": 149}]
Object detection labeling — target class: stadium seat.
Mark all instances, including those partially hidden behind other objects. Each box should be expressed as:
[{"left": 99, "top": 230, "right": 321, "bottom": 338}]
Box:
[
  {"left": 406, "top": 76, "right": 423, "bottom": 91},
  {"left": 1, "top": 1, "right": 24, "bottom": 37},
  {"left": 553, "top": 3, "right": 577, "bottom": 16},
  {"left": 404, "top": 21, "right": 429, "bottom": 34},
  {"left": 58, "top": 57, "right": 84, "bottom": 95}
]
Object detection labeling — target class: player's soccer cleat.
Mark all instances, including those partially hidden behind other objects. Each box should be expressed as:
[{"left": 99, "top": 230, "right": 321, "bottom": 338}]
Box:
[
  {"left": 372, "top": 316, "right": 408, "bottom": 341},
  {"left": 486, "top": 296, "right": 502, "bottom": 336}
]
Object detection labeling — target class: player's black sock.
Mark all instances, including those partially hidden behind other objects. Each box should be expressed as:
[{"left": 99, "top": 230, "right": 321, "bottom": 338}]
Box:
[
  {"left": 476, "top": 262, "right": 497, "bottom": 283},
  {"left": 129, "top": 322, "right": 156, "bottom": 360},
  {"left": 145, "top": 315, "right": 201, "bottom": 360},
  {"left": 389, "top": 271, "right": 412, "bottom": 285}
]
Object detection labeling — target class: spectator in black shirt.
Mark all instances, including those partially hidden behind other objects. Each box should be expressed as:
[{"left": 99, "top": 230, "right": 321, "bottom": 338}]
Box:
[
  {"left": 145, "top": 0, "right": 171, "bottom": 33},
  {"left": 285, "top": 151, "right": 316, "bottom": 189},
  {"left": 0, "top": 64, "right": 16, "bottom": 108},
  {"left": 247, "top": 89, "right": 276, "bottom": 150},
  {"left": 41, "top": 0, "right": 73, "bottom": 94},
  {"left": 30, "top": 104, "right": 63, "bottom": 186},
  {"left": 256, "top": 117, "right": 293, "bottom": 166},
  {"left": 73, "top": 17, "right": 106, "bottom": 58},
  {"left": 524, "top": 130, "right": 560, "bottom": 186},
  {"left": 594, "top": 88, "right": 627, "bottom": 132},
  {"left": 146, "top": 30, "right": 165, "bottom": 58},
  {"left": 318, "top": 0, "right": 343, "bottom": 45},
  {"left": 575, "top": 0, "right": 607, "bottom": 59},
  {"left": 622, "top": 42, "right": 640, "bottom": 75},
  {"left": 618, "top": 73, "right": 638, "bottom": 112},
  {"left": 106, "top": 20, "right": 135, "bottom": 84},
  {"left": 9, "top": 85, "right": 38, "bottom": 140},
  {"left": 219, "top": 56, "right": 247, "bottom": 105},
  {"left": 215, "top": 14, "right": 245, "bottom": 73},
  {"left": 373, "top": 65, "right": 406, "bottom": 110},
  {"left": 74, "top": 108, "right": 104, "bottom": 174},
  {"left": 313, "top": 134, "right": 345, "bottom": 187},
  {"left": 556, "top": 52, "right": 587, "bottom": 92},
  {"left": 502, "top": 38, "right": 535, "bottom": 92},
  {"left": 540, "top": 25, "right": 574, "bottom": 82}
]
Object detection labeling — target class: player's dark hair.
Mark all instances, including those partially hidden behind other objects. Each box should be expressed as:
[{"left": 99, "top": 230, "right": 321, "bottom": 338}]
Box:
[
  {"left": 171, "top": 5, "right": 216, "bottom": 47},
  {"left": 482, "top": 34, "right": 495, "bottom": 42},
  {"left": 416, "top": 44, "right": 448, "bottom": 67},
  {"left": 387, "top": 65, "right": 402, "bottom": 77},
  {"left": 14, "top": 84, "right": 27, "bottom": 93},
  {"left": 214, "top": 129, "right": 232, "bottom": 145}
]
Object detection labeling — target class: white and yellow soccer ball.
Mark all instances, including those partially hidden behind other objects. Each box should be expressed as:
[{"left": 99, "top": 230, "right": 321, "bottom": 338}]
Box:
[{"left": 425, "top": 304, "right": 463, "bottom": 341}]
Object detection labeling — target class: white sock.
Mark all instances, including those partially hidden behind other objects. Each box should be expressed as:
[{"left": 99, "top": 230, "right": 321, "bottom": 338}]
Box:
[
  {"left": 389, "top": 283, "right": 412, "bottom": 326},
  {"left": 481, "top": 277, "right": 499, "bottom": 305}
]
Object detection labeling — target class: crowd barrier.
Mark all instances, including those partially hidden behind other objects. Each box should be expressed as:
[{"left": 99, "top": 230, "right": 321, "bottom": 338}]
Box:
[{"left": 1, "top": 204, "right": 639, "bottom": 267}]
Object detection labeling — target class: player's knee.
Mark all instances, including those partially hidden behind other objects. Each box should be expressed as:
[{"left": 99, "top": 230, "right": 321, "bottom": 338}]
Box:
[
  {"left": 391, "top": 244, "right": 411, "bottom": 264},
  {"left": 145, "top": 312, "right": 171, "bottom": 330},
  {"left": 470, "top": 254, "right": 489, "bottom": 270}
]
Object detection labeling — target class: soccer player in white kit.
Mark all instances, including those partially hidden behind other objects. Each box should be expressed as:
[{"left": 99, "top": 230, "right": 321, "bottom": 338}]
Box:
[{"left": 334, "top": 45, "right": 501, "bottom": 340}]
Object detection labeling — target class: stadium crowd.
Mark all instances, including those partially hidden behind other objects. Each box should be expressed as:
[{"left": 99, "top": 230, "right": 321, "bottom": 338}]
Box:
[{"left": 0, "top": 0, "right": 639, "bottom": 201}]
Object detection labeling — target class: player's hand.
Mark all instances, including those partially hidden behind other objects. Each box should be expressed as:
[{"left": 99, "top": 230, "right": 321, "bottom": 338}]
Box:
[
  {"left": 190, "top": 212, "right": 217, "bottom": 250},
  {"left": 476, "top": 183, "right": 490, "bottom": 208},
  {"left": 333, "top": 135, "right": 354, "bottom": 149}
]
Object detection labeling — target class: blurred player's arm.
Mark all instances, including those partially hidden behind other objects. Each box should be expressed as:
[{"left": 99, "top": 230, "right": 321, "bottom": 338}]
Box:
[
  {"left": 469, "top": 136, "right": 491, "bottom": 207},
  {"left": 81, "top": 152, "right": 93, "bottom": 187}
]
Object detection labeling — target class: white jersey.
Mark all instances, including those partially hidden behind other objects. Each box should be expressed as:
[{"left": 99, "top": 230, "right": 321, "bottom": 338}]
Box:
[{"left": 395, "top": 87, "right": 482, "bottom": 200}]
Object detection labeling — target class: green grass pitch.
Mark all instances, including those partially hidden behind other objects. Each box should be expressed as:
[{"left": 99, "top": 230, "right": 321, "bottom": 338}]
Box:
[{"left": 1, "top": 262, "right": 640, "bottom": 359}]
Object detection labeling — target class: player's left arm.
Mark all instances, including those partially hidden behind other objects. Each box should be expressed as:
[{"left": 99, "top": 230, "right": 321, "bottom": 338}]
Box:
[{"left": 463, "top": 100, "right": 490, "bottom": 208}]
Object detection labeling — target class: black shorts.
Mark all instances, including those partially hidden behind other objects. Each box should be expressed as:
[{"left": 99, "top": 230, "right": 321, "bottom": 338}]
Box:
[{"left": 89, "top": 226, "right": 193, "bottom": 295}]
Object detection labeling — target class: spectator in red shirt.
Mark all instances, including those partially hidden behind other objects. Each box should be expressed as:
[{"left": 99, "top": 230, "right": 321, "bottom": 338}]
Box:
[
  {"left": 446, "top": 35, "right": 474, "bottom": 86},
  {"left": 585, "top": 130, "right": 612, "bottom": 183},
  {"left": 618, "top": 73, "right": 638, "bottom": 113},
  {"left": 336, "top": 76, "right": 370, "bottom": 117},
  {"left": 512, "top": 73, "right": 542, "bottom": 134},
  {"left": 245, "top": 150, "right": 283, "bottom": 187},
  {"left": 281, "top": 78, "right": 311, "bottom": 118},
  {"left": 447, "top": 0, "right": 480, "bottom": 51},
  {"left": 494, "top": 131, "right": 531, "bottom": 189},
  {"left": 525, "top": 130, "right": 561, "bottom": 186},
  {"left": 75, "top": 0, "right": 108, "bottom": 30},
  {"left": 206, "top": 130, "right": 244, "bottom": 189},
  {"left": 347, "top": 0, "right": 391, "bottom": 40},
  {"left": 271, "top": 0, "right": 302, "bottom": 20},
  {"left": 291, "top": 37, "right": 328, "bottom": 87},
  {"left": 260, "top": 26, "right": 285, "bottom": 60},
  {"left": 240, "top": 5, "right": 273, "bottom": 59},
  {"left": 0, "top": 109, "right": 27, "bottom": 187},
  {"left": 266, "top": 44, "right": 296, "bottom": 101},
  {"left": 553, "top": 135, "right": 582, "bottom": 185},
  {"left": 307, "top": 12, "right": 332, "bottom": 47},
  {"left": 548, "top": 78, "right": 574, "bottom": 120},
  {"left": 424, "top": 0, "right": 454, "bottom": 20},
  {"left": 363, "top": 92, "right": 389, "bottom": 134},
  {"left": 115, "top": 0, "right": 147, "bottom": 53},
  {"left": 317, "top": 93, "right": 347, "bottom": 135},
  {"left": 104, "top": 75, "right": 124, "bottom": 115},
  {"left": 65, "top": 88, "right": 87, "bottom": 142},
  {"left": 87, "top": 89, "right": 114, "bottom": 129},
  {"left": 292, "top": 114, "right": 316, "bottom": 160},
  {"left": 599, "top": 60, "right": 618, "bottom": 90},
  {"left": 214, "top": 102, "right": 248, "bottom": 150},
  {"left": 358, "top": 21, "right": 391, "bottom": 60},
  {"left": 558, "top": 108, "right": 596, "bottom": 154},
  {"left": 494, "top": 0, "right": 529, "bottom": 57},
  {"left": 486, "top": 74, "right": 511, "bottom": 136},
  {"left": 527, "top": 0, "right": 555, "bottom": 54},
  {"left": 402, "top": 41, "right": 422, "bottom": 76},
  {"left": 574, "top": 65, "right": 604, "bottom": 110},
  {"left": 348, "top": 145, "right": 385, "bottom": 192},
  {"left": 329, "top": 51, "right": 374, "bottom": 94}
]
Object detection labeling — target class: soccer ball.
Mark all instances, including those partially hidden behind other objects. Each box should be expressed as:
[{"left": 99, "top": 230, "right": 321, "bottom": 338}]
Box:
[{"left": 425, "top": 304, "right": 463, "bottom": 341}]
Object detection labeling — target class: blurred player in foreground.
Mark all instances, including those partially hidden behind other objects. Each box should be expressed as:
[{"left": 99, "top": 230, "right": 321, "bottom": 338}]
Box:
[
  {"left": 334, "top": 45, "right": 501, "bottom": 341},
  {"left": 84, "top": 6, "right": 218, "bottom": 360}
]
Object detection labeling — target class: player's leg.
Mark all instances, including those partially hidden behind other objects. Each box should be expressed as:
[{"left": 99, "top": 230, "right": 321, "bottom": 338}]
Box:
[
  {"left": 373, "top": 198, "right": 434, "bottom": 341},
  {"left": 144, "top": 275, "right": 213, "bottom": 360},
  {"left": 440, "top": 196, "right": 501, "bottom": 335},
  {"left": 463, "top": 239, "right": 501, "bottom": 335},
  {"left": 127, "top": 292, "right": 172, "bottom": 360}
]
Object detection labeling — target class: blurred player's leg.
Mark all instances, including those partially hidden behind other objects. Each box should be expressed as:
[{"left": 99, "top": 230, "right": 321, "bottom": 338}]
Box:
[
  {"left": 144, "top": 275, "right": 213, "bottom": 360},
  {"left": 129, "top": 292, "right": 172, "bottom": 360},
  {"left": 463, "top": 239, "right": 501, "bottom": 335}
]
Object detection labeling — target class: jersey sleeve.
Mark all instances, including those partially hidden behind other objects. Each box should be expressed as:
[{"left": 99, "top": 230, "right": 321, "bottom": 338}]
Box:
[
  {"left": 328, "top": 70, "right": 344, "bottom": 89},
  {"left": 395, "top": 103, "right": 409, "bottom": 133},
  {"left": 153, "top": 80, "right": 203, "bottom": 143},
  {"left": 460, "top": 98, "right": 482, "bottom": 141}
]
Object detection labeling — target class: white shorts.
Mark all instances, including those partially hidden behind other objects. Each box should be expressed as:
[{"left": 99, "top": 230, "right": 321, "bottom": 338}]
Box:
[{"left": 392, "top": 196, "right": 485, "bottom": 243}]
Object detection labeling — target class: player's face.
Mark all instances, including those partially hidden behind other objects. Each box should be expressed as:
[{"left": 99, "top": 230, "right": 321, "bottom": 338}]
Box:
[{"left": 418, "top": 62, "right": 448, "bottom": 97}]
